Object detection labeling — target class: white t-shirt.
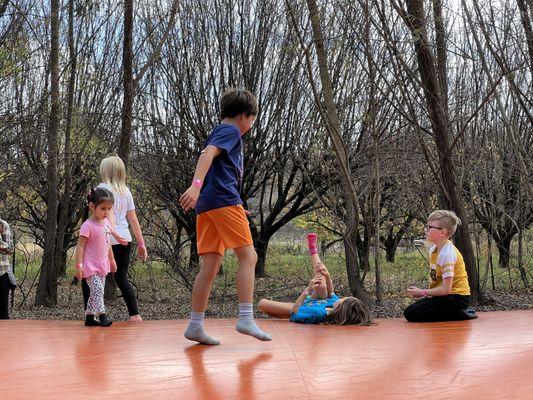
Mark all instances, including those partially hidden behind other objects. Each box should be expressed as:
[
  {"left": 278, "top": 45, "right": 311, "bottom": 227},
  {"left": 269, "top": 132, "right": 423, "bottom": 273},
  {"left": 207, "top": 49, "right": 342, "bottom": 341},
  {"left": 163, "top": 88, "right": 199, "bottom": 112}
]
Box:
[{"left": 97, "top": 183, "right": 135, "bottom": 245}]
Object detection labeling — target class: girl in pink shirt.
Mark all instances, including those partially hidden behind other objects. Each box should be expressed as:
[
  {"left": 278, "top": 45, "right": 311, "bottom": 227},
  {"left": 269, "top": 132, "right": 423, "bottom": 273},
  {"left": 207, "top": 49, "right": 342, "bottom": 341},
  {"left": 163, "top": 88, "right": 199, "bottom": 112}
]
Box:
[{"left": 74, "top": 188, "right": 118, "bottom": 327}]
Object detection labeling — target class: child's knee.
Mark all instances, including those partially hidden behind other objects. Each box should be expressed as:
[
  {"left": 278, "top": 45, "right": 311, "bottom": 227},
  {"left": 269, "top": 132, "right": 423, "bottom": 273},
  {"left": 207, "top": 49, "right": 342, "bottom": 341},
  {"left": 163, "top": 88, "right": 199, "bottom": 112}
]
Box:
[
  {"left": 404, "top": 304, "right": 428, "bottom": 322},
  {"left": 313, "top": 281, "right": 328, "bottom": 300},
  {"left": 247, "top": 248, "right": 258, "bottom": 263},
  {"left": 236, "top": 246, "right": 257, "bottom": 265},
  {"left": 199, "top": 264, "right": 220, "bottom": 281}
]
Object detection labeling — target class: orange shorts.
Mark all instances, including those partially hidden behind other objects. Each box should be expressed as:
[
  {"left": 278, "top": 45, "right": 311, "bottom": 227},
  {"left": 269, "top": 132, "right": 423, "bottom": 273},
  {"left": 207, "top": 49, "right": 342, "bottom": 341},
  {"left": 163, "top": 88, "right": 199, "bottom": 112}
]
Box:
[{"left": 196, "top": 204, "right": 253, "bottom": 256}]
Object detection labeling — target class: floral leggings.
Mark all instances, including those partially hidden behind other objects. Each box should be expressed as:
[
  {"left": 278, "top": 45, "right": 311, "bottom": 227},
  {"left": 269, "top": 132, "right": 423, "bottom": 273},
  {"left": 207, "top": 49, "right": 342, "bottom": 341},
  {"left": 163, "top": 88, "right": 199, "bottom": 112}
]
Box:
[{"left": 85, "top": 275, "right": 106, "bottom": 316}]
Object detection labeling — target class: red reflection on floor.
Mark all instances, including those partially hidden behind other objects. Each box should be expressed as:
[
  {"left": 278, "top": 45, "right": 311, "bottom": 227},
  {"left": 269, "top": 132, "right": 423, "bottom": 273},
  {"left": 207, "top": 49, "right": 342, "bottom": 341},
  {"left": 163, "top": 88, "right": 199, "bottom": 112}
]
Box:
[{"left": 1, "top": 310, "right": 533, "bottom": 399}]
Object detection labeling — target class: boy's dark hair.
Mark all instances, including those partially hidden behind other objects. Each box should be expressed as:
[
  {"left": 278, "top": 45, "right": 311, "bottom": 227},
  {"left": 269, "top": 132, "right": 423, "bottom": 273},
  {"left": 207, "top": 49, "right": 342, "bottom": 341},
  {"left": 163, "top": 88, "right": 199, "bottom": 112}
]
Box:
[
  {"left": 87, "top": 187, "right": 114, "bottom": 207},
  {"left": 220, "top": 88, "right": 258, "bottom": 119}
]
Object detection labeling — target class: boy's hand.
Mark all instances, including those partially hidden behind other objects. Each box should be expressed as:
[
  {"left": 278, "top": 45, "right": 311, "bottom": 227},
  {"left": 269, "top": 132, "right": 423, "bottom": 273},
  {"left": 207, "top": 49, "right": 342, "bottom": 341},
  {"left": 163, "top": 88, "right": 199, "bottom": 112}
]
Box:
[
  {"left": 110, "top": 259, "right": 117, "bottom": 273},
  {"left": 179, "top": 186, "right": 201, "bottom": 211},
  {"left": 407, "top": 286, "right": 425, "bottom": 298}
]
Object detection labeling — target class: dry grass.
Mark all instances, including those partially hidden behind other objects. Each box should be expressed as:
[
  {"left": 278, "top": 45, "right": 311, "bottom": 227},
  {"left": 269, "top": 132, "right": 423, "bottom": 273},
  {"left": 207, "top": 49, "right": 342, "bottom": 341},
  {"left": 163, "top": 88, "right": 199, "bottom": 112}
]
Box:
[{"left": 8, "top": 245, "right": 533, "bottom": 321}]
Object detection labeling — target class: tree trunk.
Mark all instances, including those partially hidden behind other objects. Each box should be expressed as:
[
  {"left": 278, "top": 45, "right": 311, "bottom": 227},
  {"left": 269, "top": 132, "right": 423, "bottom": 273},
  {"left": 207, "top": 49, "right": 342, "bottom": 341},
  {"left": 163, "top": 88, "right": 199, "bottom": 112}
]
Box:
[
  {"left": 254, "top": 236, "right": 270, "bottom": 278},
  {"left": 517, "top": 180, "right": 529, "bottom": 287},
  {"left": 0, "top": 0, "right": 9, "bottom": 19},
  {"left": 363, "top": 0, "right": 382, "bottom": 305},
  {"left": 302, "top": 0, "right": 369, "bottom": 302},
  {"left": 56, "top": 0, "right": 77, "bottom": 278},
  {"left": 118, "top": 0, "right": 134, "bottom": 166},
  {"left": 495, "top": 236, "right": 512, "bottom": 270},
  {"left": 345, "top": 233, "right": 372, "bottom": 304},
  {"left": 517, "top": 0, "right": 533, "bottom": 70},
  {"left": 382, "top": 216, "right": 414, "bottom": 263},
  {"left": 401, "top": 0, "right": 480, "bottom": 303},
  {"left": 35, "top": 0, "right": 60, "bottom": 306},
  {"left": 106, "top": 0, "right": 134, "bottom": 300},
  {"left": 385, "top": 239, "right": 397, "bottom": 263},
  {"left": 117, "top": 0, "right": 179, "bottom": 167},
  {"left": 487, "top": 231, "right": 495, "bottom": 290},
  {"left": 356, "top": 231, "right": 370, "bottom": 273}
]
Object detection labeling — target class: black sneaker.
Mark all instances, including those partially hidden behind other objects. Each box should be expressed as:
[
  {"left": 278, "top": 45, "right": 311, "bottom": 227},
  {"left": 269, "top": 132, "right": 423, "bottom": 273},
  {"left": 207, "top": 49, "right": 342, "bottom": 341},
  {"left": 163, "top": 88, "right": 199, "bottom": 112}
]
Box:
[
  {"left": 461, "top": 307, "right": 478, "bottom": 320},
  {"left": 85, "top": 315, "right": 101, "bottom": 326},
  {"left": 99, "top": 314, "right": 113, "bottom": 327}
]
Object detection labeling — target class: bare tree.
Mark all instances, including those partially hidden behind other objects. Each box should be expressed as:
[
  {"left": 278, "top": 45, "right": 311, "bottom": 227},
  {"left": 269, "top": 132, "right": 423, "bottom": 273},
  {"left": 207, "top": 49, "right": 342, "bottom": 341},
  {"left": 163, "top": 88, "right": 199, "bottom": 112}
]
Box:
[
  {"left": 35, "top": 0, "right": 60, "bottom": 306},
  {"left": 118, "top": 0, "right": 134, "bottom": 165},
  {"left": 285, "top": 0, "right": 371, "bottom": 302},
  {"left": 117, "top": 0, "right": 179, "bottom": 167},
  {"left": 391, "top": 0, "right": 480, "bottom": 302}
]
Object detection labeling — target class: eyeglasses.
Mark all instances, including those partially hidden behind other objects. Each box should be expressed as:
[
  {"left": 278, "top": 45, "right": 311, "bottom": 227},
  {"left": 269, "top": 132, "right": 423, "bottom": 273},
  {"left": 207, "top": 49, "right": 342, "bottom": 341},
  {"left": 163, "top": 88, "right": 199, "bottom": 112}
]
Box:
[{"left": 425, "top": 225, "right": 444, "bottom": 232}]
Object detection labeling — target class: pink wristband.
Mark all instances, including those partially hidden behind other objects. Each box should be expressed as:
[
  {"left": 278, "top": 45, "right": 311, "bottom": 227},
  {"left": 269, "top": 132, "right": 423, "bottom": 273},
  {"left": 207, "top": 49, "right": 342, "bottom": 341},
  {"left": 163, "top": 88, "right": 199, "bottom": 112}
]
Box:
[
  {"left": 75, "top": 263, "right": 83, "bottom": 271},
  {"left": 422, "top": 289, "right": 428, "bottom": 296},
  {"left": 192, "top": 179, "right": 203, "bottom": 188},
  {"left": 137, "top": 241, "right": 145, "bottom": 249}
]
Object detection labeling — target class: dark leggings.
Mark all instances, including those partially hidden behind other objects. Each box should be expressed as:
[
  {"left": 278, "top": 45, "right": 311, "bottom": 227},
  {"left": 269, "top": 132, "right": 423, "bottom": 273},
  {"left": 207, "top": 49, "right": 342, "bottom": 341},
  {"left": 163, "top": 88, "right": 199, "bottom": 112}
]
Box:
[
  {"left": 83, "top": 243, "right": 139, "bottom": 316},
  {"left": 404, "top": 294, "right": 470, "bottom": 322},
  {"left": 0, "top": 273, "right": 10, "bottom": 319}
]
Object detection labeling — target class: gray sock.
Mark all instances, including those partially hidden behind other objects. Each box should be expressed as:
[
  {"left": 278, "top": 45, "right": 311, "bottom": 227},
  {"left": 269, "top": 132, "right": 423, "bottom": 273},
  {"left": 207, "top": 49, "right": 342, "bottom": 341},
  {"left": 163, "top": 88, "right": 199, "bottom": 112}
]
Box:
[
  {"left": 236, "top": 303, "right": 272, "bottom": 341},
  {"left": 184, "top": 311, "right": 220, "bottom": 345}
]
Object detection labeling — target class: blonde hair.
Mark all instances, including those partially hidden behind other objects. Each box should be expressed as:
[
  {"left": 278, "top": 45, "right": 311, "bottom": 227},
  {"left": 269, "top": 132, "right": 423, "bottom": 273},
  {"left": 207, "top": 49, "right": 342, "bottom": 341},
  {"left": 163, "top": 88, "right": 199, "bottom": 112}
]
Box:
[
  {"left": 322, "top": 297, "right": 374, "bottom": 326},
  {"left": 428, "top": 209, "right": 462, "bottom": 236},
  {"left": 100, "top": 156, "right": 127, "bottom": 194}
]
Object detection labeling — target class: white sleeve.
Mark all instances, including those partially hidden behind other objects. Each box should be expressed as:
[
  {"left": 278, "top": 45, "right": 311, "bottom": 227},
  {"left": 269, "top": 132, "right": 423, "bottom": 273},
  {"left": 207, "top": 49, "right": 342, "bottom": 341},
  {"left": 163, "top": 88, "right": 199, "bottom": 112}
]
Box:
[
  {"left": 438, "top": 244, "right": 457, "bottom": 279},
  {"left": 126, "top": 188, "right": 135, "bottom": 211}
]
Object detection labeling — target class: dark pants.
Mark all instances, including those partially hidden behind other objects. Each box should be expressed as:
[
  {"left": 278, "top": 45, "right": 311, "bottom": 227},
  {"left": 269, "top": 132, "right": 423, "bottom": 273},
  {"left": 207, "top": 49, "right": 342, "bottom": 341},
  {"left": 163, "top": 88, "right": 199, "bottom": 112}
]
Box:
[
  {"left": 83, "top": 243, "right": 139, "bottom": 316},
  {"left": 404, "top": 294, "right": 470, "bottom": 322},
  {"left": 0, "top": 273, "right": 10, "bottom": 319}
]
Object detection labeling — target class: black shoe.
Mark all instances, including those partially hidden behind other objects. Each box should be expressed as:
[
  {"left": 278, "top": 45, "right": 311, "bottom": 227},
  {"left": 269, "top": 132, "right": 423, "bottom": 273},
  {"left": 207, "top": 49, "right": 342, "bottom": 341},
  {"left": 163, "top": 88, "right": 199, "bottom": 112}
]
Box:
[
  {"left": 461, "top": 307, "right": 478, "bottom": 320},
  {"left": 99, "top": 314, "right": 113, "bottom": 327},
  {"left": 85, "top": 315, "right": 101, "bottom": 326}
]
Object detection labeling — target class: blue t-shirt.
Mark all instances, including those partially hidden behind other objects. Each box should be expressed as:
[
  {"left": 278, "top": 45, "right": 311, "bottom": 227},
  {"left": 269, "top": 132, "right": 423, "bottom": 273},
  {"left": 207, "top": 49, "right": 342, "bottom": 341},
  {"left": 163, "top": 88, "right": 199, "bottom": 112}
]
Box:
[
  {"left": 290, "top": 294, "right": 340, "bottom": 324},
  {"left": 195, "top": 124, "right": 244, "bottom": 214}
]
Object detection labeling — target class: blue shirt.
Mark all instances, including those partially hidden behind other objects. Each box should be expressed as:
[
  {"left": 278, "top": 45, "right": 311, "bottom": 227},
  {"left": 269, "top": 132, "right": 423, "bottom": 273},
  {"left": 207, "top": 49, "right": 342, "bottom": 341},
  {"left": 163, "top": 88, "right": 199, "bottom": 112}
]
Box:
[
  {"left": 195, "top": 124, "right": 244, "bottom": 214},
  {"left": 290, "top": 294, "right": 341, "bottom": 324}
]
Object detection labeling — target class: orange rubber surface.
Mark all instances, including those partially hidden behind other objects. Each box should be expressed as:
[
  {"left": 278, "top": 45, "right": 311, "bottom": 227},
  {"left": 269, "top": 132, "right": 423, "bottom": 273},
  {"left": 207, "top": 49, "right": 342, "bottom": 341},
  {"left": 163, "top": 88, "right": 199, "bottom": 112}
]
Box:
[{"left": 1, "top": 310, "right": 532, "bottom": 400}]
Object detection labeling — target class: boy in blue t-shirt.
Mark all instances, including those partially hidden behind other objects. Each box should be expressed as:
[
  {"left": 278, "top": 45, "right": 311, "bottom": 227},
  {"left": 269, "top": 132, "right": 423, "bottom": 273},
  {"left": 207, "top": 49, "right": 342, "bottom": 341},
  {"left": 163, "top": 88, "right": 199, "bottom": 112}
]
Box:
[{"left": 179, "top": 89, "right": 271, "bottom": 345}]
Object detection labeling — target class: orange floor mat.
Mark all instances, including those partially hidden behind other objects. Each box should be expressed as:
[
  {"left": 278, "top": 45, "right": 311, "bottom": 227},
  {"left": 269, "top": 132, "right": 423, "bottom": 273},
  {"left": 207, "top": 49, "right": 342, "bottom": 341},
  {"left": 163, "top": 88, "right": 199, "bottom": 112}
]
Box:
[{"left": 1, "top": 310, "right": 532, "bottom": 399}]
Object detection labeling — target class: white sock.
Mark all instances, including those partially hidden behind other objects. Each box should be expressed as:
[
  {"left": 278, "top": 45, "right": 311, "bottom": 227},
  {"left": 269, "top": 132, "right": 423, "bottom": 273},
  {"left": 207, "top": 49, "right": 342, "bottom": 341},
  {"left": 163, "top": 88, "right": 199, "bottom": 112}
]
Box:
[
  {"left": 184, "top": 311, "right": 220, "bottom": 345},
  {"left": 236, "top": 303, "right": 272, "bottom": 341}
]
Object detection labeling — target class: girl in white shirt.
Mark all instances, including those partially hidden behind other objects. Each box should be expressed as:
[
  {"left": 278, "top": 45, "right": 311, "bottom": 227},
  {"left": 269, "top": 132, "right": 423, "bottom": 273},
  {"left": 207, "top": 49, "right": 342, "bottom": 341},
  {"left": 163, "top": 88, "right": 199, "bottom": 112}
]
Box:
[{"left": 83, "top": 156, "right": 148, "bottom": 321}]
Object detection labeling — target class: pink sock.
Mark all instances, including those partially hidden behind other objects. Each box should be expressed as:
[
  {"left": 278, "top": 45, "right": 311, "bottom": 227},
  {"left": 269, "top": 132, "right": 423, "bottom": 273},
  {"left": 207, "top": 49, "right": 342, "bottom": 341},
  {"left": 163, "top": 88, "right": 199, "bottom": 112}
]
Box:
[{"left": 307, "top": 233, "right": 318, "bottom": 255}]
